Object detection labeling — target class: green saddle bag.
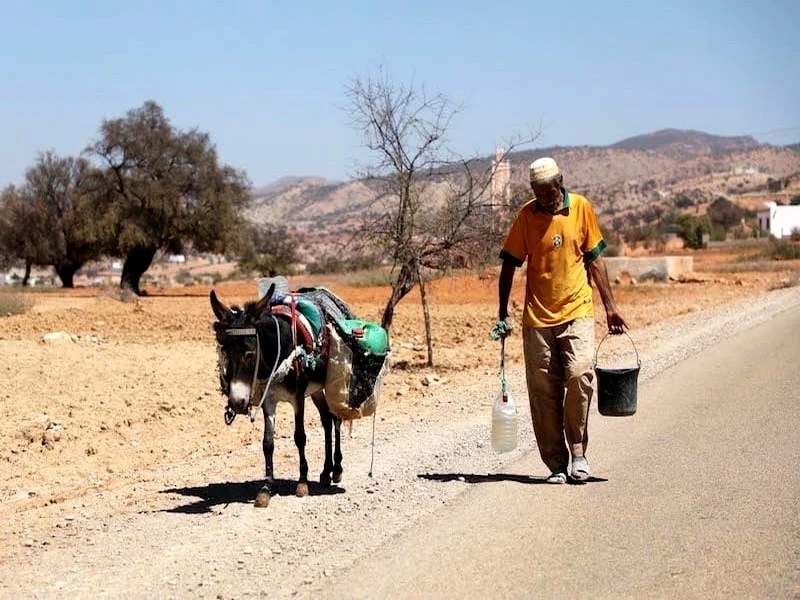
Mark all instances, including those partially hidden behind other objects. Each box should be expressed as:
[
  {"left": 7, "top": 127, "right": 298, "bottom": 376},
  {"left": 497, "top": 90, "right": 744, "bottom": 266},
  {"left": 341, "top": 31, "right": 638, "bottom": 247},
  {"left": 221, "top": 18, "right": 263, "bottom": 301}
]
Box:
[{"left": 338, "top": 319, "right": 389, "bottom": 356}]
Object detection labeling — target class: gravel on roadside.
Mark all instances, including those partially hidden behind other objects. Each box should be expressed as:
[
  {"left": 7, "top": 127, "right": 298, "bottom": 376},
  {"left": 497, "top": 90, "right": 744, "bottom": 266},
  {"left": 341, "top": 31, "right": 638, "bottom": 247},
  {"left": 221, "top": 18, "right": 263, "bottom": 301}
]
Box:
[{"left": 1, "top": 285, "right": 798, "bottom": 599}]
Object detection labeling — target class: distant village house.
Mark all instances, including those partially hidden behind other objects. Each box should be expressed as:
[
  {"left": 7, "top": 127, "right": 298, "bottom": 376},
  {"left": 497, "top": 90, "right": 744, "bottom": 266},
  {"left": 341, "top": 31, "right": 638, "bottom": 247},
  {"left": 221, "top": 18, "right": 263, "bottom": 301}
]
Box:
[{"left": 757, "top": 202, "right": 800, "bottom": 238}]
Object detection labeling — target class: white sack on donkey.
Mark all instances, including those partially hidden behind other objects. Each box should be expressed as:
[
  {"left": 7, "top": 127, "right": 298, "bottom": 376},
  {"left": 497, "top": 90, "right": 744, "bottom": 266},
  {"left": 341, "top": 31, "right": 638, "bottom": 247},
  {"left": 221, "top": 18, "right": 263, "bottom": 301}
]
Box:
[{"left": 324, "top": 319, "right": 391, "bottom": 421}]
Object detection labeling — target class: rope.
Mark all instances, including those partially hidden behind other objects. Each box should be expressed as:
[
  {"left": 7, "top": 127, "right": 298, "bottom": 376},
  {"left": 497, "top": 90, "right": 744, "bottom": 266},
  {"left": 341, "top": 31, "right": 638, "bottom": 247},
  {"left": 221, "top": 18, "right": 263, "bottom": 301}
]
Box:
[
  {"left": 368, "top": 403, "right": 377, "bottom": 478},
  {"left": 500, "top": 337, "right": 508, "bottom": 394},
  {"left": 290, "top": 295, "right": 300, "bottom": 377}
]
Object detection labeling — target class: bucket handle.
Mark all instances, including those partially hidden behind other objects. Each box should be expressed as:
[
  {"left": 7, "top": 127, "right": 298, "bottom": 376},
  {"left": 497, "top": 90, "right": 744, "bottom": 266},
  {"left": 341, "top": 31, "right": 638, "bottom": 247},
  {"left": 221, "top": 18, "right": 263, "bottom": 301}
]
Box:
[{"left": 594, "top": 331, "right": 640, "bottom": 368}]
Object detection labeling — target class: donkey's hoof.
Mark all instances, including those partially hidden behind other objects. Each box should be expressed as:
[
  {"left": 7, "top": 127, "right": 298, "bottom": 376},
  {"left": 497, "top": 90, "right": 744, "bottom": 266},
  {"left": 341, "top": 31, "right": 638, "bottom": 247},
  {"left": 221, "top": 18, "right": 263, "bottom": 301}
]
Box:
[
  {"left": 332, "top": 471, "right": 343, "bottom": 484},
  {"left": 295, "top": 482, "right": 309, "bottom": 497},
  {"left": 254, "top": 491, "right": 270, "bottom": 508},
  {"left": 320, "top": 473, "right": 332, "bottom": 487}
]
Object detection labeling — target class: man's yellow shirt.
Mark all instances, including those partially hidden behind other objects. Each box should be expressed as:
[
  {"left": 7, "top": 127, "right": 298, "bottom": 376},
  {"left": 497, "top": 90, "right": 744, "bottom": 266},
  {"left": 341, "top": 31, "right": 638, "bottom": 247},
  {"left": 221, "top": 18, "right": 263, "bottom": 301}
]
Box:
[{"left": 500, "top": 189, "right": 606, "bottom": 328}]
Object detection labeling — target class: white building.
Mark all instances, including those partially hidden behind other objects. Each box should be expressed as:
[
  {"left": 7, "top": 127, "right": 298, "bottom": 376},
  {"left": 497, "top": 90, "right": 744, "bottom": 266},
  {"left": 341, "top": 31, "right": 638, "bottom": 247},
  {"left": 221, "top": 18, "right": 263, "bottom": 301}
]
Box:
[{"left": 757, "top": 202, "right": 800, "bottom": 238}]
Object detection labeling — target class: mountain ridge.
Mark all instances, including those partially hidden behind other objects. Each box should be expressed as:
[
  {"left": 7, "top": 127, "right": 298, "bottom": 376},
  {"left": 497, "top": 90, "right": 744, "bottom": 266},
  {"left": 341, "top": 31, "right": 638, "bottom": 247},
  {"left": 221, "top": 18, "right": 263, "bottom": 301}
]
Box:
[{"left": 246, "top": 128, "right": 800, "bottom": 261}]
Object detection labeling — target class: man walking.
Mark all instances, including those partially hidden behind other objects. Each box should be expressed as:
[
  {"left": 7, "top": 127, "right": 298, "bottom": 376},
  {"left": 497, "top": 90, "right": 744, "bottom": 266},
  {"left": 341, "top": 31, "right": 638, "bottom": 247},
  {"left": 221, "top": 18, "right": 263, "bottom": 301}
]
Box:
[{"left": 495, "top": 157, "right": 626, "bottom": 483}]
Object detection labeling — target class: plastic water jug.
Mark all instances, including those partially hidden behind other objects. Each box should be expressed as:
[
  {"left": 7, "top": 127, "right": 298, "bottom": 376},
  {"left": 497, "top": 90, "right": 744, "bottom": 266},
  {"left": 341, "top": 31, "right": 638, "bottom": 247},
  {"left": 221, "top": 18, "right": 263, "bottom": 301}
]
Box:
[{"left": 491, "top": 388, "right": 518, "bottom": 453}]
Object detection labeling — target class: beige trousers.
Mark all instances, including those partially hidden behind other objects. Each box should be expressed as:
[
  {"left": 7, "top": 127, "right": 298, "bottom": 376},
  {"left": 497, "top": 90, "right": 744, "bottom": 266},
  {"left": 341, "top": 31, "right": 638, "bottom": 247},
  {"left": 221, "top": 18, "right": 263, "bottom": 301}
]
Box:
[{"left": 522, "top": 317, "right": 596, "bottom": 473}]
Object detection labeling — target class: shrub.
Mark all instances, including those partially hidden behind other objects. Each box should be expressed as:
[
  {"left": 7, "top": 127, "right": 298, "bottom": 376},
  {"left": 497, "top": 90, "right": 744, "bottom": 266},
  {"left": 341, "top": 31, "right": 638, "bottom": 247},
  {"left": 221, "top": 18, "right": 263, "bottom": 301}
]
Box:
[
  {"left": 710, "top": 225, "right": 727, "bottom": 242},
  {"left": 0, "top": 292, "right": 33, "bottom": 316},
  {"left": 764, "top": 239, "right": 800, "bottom": 261},
  {"left": 676, "top": 214, "right": 711, "bottom": 249},
  {"left": 345, "top": 267, "right": 397, "bottom": 287},
  {"left": 175, "top": 269, "right": 194, "bottom": 285}
]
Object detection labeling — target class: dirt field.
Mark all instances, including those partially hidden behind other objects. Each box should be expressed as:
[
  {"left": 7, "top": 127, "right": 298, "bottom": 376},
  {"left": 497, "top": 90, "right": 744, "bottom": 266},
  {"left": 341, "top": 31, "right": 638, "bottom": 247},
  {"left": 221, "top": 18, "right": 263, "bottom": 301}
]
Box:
[{"left": 1, "top": 259, "right": 798, "bottom": 565}]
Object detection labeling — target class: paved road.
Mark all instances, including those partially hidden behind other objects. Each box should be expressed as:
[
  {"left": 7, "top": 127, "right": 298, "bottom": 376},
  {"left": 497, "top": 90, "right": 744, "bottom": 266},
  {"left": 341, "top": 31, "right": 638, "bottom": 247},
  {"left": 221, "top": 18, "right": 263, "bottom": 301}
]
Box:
[{"left": 325, "top": 305, "right": 800, "bottom": 599}]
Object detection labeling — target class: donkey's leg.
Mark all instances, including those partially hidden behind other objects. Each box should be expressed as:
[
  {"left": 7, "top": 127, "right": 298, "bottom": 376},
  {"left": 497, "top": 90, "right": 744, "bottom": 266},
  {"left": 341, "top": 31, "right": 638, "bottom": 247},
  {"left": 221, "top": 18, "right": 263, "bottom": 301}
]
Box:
[
  {"left": 312, "top": 391, "right": 334, "bottom": 487},
  {"left": 332, "top": 413, "right": 344, "bottom": 484},
  {"left": 255, "top": 400, "right": 277, "bottom": 508},
  {"left": 294, "top": 394, "right": 310, "bottom": 497}
]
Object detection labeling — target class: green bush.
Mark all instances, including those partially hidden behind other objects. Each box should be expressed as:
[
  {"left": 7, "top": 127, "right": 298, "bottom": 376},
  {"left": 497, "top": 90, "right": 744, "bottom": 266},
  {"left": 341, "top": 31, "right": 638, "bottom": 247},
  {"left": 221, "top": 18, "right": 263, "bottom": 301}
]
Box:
[
  {"left": 675, "top": 214, "right": 711, "bottom": 249},
  {"left": 0, "top": 292, "right": 33, "bottom": 316},
  {"left": 710, "top": 225, "right": 727, "bottom": 242},
  {"left": 764, "top": 239, "right": 800, "bottom": 261}
]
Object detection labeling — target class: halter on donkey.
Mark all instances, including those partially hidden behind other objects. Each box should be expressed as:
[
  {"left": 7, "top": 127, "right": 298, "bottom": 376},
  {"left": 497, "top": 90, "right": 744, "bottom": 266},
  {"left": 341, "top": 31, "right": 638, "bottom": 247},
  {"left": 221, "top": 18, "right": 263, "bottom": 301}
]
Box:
[{"left": 210, "top": 283, "right": 344, "bottom": 508}]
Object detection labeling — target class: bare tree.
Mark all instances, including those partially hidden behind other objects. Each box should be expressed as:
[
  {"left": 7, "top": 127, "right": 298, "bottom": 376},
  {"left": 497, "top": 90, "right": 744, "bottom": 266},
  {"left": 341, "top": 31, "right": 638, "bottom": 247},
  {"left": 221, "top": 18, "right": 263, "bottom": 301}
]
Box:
[{"left": 346, "top": 69, "right": 536, "bottom": 366}]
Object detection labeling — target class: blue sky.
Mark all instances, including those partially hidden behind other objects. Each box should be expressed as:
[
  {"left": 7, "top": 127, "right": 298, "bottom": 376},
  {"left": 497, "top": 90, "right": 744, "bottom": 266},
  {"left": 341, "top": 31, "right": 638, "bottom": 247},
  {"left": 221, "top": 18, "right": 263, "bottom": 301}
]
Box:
[{"left": 0, "top": 0, "right": 797, "bottom": 187}]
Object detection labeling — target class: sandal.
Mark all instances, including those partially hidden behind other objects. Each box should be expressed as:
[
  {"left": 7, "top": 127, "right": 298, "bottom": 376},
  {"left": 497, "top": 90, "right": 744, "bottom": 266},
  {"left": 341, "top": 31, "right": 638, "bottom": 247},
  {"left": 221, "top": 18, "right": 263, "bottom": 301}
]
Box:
[{"left": 570, "top": 456, "right": 590, "bottom": 481}]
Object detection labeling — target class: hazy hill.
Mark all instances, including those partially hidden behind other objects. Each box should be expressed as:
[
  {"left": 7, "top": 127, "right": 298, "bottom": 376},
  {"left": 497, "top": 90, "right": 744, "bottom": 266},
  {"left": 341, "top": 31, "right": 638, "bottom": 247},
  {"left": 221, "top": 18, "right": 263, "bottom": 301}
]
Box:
[
  {"left": 251, "top": 176, "right": 338, "bottom": 198},
  {"left": 609, "top": 129, "right": 759, "bottom": 155},
  {"left": 246, "top": 129, "right": 800, "bottom": 260}
]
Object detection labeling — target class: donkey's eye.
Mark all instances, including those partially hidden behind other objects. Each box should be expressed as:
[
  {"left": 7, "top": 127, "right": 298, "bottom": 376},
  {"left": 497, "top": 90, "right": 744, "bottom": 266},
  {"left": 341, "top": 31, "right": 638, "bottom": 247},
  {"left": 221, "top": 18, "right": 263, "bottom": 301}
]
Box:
[{"left": 243, "top": 351, "right": 257, "bottom": 364}]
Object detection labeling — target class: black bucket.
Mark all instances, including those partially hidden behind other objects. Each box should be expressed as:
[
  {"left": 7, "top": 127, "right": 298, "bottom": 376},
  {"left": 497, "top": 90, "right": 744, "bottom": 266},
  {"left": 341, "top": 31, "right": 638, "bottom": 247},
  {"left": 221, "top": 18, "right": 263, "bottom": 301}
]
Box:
[{"left": 594, "top": 332, "right": 640, "bottom": 417}]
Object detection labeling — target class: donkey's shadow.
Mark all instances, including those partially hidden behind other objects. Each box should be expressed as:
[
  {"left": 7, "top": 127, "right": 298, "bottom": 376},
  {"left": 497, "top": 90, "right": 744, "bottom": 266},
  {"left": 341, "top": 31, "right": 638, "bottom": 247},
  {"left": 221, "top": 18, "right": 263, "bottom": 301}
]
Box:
[{"left": 161, "top": 479, "right": 345, "bottom": 514}]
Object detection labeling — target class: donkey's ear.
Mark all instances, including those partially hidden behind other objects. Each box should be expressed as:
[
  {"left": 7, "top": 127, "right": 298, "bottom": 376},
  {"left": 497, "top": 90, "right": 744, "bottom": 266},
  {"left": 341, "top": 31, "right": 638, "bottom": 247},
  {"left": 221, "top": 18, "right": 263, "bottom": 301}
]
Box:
[
  {"left": 210, "top": 290, "right": 231, "bottom": 323},
  {"left": 251, "top": 283, "right": 275, "bottom": 319}
]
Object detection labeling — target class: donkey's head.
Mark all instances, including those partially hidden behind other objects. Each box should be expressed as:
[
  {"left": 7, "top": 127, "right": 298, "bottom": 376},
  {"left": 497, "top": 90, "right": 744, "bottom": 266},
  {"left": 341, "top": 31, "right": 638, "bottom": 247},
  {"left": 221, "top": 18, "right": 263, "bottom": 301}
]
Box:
[{"left": 210, "top": 284, "right": 276, "bottom": 417}]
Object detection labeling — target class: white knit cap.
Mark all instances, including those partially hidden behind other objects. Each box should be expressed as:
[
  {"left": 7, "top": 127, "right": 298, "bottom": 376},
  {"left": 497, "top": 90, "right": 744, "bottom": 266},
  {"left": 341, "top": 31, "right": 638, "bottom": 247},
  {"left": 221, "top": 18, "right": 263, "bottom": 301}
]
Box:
[{"left": 529, "top": 157, "right": 560, "bottom": 183}]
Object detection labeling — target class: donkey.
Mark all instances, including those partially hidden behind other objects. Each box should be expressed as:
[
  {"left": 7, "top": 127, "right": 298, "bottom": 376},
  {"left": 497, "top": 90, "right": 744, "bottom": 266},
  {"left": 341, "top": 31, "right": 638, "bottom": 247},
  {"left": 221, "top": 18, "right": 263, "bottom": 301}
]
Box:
[{"left": 210, "top": 284, "right": 343, "bottom": 508}]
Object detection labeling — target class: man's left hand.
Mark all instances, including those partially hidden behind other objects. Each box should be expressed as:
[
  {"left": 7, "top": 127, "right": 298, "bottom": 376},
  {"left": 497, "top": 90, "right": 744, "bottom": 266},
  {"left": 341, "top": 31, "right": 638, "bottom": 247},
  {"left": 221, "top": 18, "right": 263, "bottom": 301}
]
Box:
[
  {"left": 606, "top": 310, "right": 627, "bottom": 335},
  {"left": 491, "top": 318, "right": 513, "bottom": 340}
]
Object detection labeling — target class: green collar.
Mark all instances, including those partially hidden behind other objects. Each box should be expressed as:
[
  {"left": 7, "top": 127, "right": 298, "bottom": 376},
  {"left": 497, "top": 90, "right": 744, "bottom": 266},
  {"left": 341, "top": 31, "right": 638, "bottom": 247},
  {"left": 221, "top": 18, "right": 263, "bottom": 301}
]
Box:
[{"left": 535, "top": 187, "right": 570, "bottom": 214}]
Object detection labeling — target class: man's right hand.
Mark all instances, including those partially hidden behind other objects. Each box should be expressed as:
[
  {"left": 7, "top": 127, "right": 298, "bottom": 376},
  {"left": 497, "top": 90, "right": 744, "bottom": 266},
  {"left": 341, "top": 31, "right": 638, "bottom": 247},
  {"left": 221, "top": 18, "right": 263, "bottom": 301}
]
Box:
[{"left": 491, "top": 318, "right": 513, "bottom": 340}]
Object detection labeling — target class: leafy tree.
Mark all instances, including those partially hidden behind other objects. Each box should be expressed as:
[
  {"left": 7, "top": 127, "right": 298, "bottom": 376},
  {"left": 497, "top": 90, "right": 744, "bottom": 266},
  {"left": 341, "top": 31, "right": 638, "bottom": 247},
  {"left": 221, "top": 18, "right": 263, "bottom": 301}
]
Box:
[
  {"left": 346, "top": 69, "right": 535, "bottom": 365},
  {"left": 707, "top": 196, "right": 743, "bottom": 231},
  {"left": 20, "top": 152, "right": 108, "bottom": 287},
  {"left": 674, "top": 193, "right": 694, "bottom": 209},
  {"left": 641, "top": 205, "right": 662, "bottom": 225},
  {"left": 0, "top": 185, "right": 51, "bottom": 284},
  {"left": 88, "top": 101, "right": 250, "bottom": 294},
  {"left": 237, "top": 223, "right": 300, "bottom": 276},
  {"left": 675, "top": 214, "right": 711, "bottom": 249}
]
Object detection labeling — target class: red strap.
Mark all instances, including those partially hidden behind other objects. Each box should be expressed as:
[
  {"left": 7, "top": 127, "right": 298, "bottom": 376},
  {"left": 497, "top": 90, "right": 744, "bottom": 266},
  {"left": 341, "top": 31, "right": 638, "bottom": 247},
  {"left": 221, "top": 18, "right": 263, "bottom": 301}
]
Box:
[
  {"left": 268, "top": 306, "right": 315, "bottom": 351},
  {"left": 290, "top": 296, "right": 300, "bottom": 377}
]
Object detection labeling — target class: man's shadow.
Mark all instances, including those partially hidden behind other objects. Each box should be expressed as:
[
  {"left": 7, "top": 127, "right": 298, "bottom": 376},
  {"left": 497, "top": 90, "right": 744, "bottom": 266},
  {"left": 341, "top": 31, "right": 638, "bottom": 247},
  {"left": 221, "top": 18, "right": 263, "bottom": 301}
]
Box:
[
  {"left": 160, "top": 479, "right": 345, "bottom": 514},
  {"left": 418, "top": 473, "right": 607, "bottom": 485}
]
